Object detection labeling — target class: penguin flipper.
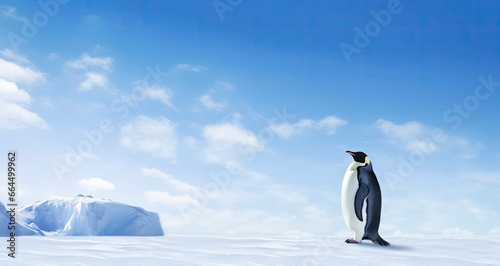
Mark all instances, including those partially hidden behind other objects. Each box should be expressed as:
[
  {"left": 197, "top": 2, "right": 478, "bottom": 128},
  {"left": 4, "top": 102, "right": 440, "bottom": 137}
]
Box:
[{"left": 354, "top": 182, "right": 369, "bottom": 221}]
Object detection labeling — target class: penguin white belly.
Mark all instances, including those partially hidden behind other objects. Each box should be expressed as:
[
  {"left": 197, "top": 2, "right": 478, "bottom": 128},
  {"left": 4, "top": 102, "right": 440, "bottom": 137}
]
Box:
[{"left": 341, "top": 166, "right": 367, "bottom": 242}]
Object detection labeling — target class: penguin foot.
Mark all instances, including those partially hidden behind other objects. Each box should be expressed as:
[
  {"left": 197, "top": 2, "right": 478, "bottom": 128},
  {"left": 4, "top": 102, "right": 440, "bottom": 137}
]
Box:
[
  {"left": 371, "top": 239, "right": 390, "bottom": 246},
  {"left": 345, "top": 239, "right": 359, "bottom": 244}
]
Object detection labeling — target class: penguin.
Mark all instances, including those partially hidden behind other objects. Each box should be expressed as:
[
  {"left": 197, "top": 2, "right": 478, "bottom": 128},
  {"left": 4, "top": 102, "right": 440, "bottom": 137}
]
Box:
[{"left": 341, "top": 150, "right": 390, "bottom": 246}]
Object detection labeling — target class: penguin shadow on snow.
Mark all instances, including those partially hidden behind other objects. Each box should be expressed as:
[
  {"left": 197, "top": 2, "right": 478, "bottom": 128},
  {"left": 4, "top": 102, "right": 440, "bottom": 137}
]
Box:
[{"left": 357, "top": 241, "right": 413, "bottom": 251}]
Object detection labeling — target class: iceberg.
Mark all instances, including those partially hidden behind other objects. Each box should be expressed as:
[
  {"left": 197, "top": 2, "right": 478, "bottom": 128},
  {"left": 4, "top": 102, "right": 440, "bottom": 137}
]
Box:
[
  {"left": 1, "top": 201, "right": 43, "bottom": 236},
  {"left": 0, "top": 195, "right": 163, "bottom": 236}
]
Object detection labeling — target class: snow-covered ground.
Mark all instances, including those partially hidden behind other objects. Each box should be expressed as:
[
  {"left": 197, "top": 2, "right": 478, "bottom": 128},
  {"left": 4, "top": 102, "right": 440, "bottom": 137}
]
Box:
[{"left": 0, "top": 235, "right": 498, "bottom": 265}]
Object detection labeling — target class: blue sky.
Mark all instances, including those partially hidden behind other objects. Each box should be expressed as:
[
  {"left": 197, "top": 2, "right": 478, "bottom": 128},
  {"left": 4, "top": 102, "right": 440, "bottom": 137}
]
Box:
[{"left": 0, "top": 0, "right": 499, "bottom": 236}]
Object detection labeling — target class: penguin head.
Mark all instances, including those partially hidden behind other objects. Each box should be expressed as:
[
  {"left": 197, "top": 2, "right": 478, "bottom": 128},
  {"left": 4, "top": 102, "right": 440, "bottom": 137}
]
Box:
[{"left": 346, "top": 151, "right": 370, "bottom": 165}]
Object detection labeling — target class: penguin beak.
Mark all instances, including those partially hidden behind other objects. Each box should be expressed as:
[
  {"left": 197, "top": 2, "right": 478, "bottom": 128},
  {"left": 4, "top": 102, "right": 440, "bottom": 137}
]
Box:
[{"left": 346, "top": 151, "right": 355, "bottom": 157}]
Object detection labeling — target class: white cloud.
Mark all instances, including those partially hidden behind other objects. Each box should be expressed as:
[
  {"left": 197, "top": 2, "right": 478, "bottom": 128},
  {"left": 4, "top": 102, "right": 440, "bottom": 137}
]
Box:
[
  {"left": 92, "top": 44, "right": 102, "bottom": 54},
  {"left": 0, "top": 102, "right": 48, "bottom": 130},
  {"left": 39, "top": 97, "right": 55, "bottom": 109},
  {"left": 120, "top": 116, "right": 178, "bottom": 158},
  {"left": 270, "top": 115, "right": 347, "bottom": 138},
  {"left": 80, "top": 72, "right": 108, "bottom": 91},
  {"left": 375, "top": 119, "right": 448, "bottom": 154},
  {"left": 0, "top": 57, "right": 44, "bottom": 85},
  {"left": 0, "top": 53, "right": 47, "bottom": 130},
  {"left": 265, "top": 185, "right": 308, "bottom": 204},
  {"left": 318, "top": 116, "right": 348, "bottom": 134},
  {"left": 144, "top": 168, "right": 333, "bottom": 235},
  {"left": 272, "top": 120, "right": 315, "bottom": 138},
  {"left": 174, "top": 64, "right": 208, "bottom": 73},
  {"left": 161, "top": 207, "right": 308, "bottom": 235},
  {"left": 212, "top": 80, "right": 234, "bottom": 91},
  {"left": 198, "top": 81, "right": 234, "bottom": 111},
  {"left": 202, "top": 121, "right": 264, "bottom": 164},
  {"left": 134, "top": 83, "right": 176, "bottom": 110},
  {"left": 184, "top": 136, "right": 198, "bottom": 150},
  {"left": 203, "top": 123, "right": 260, "bottom": 147},
  {"left": 66, "top": 53, "right": 113, "bottom": 92},
  {"left": 141, "top": 169, "right": 205, "bottom": 215},
  {"left": 144, "top": 191, "right": 200, "bottom": 208},
  {"left": 67, "top": 53, "right": 113, "bottom": 71},
  {"left": 303, "top": 204, "right": 330, "bottom": 221},
  {"left": 213, "top": 209, "right": 287, "bottom": 234},
  {"left": 375, "top": 119, "right": 482, "bottom": 158},
  {"left": 489, "top": 227, "right": 500, "bottom": 235},
  {"left": 442, "top": 227, "right": 474, "bottom": 236},
  {"left": 119, "top": 83, "right": 177, "bottom": 110},
  {"left": 1, "top": 49, "right": 29, "bottom": 64},
  {"left": 79, "top": 152, "right": 98, "bottom": 160},
  {"left": 144, "top": 88, "right": 175, "bottom": 108},
  {"left": 199, "top": 93, "right": 225, "bottom": 111},
  {"left": 376, "top": 119, "right": 425, "bottom": 139},
  {"left": 0, "top": 78, "right": 30, "bottom": 102},
  {"left": 0, "top": 78, "right": 48, "bottom": 130},
  {"left": 78, "top": 177, "right": 115, "bottom": 191},
  {"left": 47, "top": 52, "right": 58, "bottom": 61},
  {"left": 385, "top": 195, "right": 497, "bottom": 235},
  {"left": 460, "top": 171, "right": 500, "bottom": 184},
  {"left": 447, "top": 136, "right": 483, "bottom": 160},
  {"left": 141, "top": 168, "right": 198, "bottom": 194},
  {"left": 245, "top": 171, "right": 270, "bottom": 183},
  {"left": 454, "top": 199, "right": 493, "bottom": 221}
]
